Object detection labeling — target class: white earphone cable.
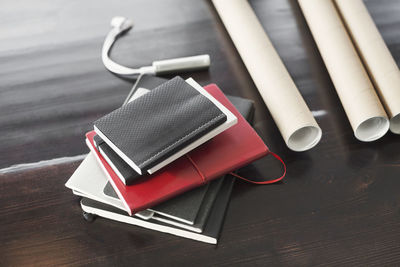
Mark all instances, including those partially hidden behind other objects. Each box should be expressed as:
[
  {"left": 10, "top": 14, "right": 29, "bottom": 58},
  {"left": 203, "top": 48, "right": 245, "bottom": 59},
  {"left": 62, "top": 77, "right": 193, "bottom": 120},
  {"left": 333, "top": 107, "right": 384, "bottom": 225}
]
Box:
[{"left": 102, "top": 16, "right": 211, "bottom": 77}]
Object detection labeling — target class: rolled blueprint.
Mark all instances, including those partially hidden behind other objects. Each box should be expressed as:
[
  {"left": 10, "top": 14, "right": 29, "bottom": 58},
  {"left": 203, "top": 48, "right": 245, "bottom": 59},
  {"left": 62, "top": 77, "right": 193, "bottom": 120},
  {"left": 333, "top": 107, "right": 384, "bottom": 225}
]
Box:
[
  {"left": 334, "top": 0, "right": 400, "bottom": 134},
  {"left": 212, "top": 0, "right": 321, "bottom": 152},
  {"left": 298, "top": 0, "right": 389, "bottom": 142}
]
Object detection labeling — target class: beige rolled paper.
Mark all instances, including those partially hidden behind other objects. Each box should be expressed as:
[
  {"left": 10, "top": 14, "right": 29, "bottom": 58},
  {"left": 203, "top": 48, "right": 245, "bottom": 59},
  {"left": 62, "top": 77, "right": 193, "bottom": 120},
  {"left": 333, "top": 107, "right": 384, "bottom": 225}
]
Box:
[
  {"left": 212, "top": 0, "right": 321, "bottom": 151},
  {"left": 298, "top": 0, "right": 389, "bottom": 142},
  {"left": 334, "top": 0, "right": 400, "bottom": 134}
]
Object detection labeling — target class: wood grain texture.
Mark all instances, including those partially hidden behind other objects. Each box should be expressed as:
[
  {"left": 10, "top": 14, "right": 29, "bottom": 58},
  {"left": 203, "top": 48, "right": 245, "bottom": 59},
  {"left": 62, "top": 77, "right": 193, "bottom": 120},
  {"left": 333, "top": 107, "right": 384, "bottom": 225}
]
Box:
[{"left": 1, "top": 0, "right": 400, "bottom": 266}]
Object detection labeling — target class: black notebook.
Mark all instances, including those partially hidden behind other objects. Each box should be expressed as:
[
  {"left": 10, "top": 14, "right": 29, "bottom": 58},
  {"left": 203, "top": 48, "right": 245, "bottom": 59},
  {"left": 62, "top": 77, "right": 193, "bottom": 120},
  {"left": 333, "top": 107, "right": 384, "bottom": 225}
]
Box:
[
  {"left": 103, "top": 177, "right": 223, "bottom": 230},
  {"left": 80, "top": 175, "right": 235, "bottom": 244},
  {"left": 93, "top": 135, "right": 143, "bottom": 185},
  {"left": 94, "top": 76, "right": 229, "bottom": 175}
]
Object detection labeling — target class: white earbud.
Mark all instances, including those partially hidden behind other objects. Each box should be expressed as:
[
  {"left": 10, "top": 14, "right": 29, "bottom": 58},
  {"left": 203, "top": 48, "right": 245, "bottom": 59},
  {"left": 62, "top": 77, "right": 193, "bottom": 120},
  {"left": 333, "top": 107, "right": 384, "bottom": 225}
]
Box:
[
  {"left": 110, "top": 16, "right": 134, "bottom": 34},
  {"left": 102, "top": 16, "right": 211, "bottom": 76}
]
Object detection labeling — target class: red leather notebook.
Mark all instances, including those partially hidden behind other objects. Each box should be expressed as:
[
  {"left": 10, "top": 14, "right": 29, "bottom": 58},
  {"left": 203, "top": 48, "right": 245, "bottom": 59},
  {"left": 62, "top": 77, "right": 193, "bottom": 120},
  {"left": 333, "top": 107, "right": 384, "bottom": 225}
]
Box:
[{"left": 86, "top": 84, "right": 269, "bottom": 215}]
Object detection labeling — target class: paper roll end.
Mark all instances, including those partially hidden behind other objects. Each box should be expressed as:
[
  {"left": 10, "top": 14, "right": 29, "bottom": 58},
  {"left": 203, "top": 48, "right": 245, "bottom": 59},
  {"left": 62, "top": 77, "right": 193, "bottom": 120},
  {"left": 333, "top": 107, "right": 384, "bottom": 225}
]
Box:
[
  {"left": 355, "top": 116, "right": 389, "bottom": 142},
  {"left": 287, "top": 126, "right": 322, "bottom": 152},
  {"left": 389, "top": 113, "right": 400, "bottom": 134}
]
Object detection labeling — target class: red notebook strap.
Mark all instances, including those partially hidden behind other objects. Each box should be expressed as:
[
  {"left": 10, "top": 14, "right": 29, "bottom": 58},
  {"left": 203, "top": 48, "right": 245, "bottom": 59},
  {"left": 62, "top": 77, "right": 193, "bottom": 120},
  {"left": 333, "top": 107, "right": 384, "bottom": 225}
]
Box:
[
  {"left": 186, "top": 151, "right": 285, "bottom": 185},
  {"left": 186, "top": 154, "right": 206, "bottom": 183},
  {"left": 229, "top": 151, "right": 286, "bottom": 184}
]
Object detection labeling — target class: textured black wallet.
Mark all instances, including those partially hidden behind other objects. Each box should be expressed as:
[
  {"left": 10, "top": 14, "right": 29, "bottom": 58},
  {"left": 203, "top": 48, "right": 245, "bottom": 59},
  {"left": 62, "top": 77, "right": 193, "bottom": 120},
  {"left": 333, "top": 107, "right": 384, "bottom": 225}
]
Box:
[{"left": 94, "top": 76, "right": 227, "bottom": 174}]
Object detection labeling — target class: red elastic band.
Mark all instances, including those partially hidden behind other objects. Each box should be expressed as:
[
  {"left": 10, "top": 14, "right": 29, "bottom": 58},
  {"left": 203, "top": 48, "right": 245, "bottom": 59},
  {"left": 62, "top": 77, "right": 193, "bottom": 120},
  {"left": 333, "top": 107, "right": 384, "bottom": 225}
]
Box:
[
  {"left": 186, "top": 154, "right": 206, "bottom": 183},
  {"left": 229, "top": 151, "right": 286, "bottom": 184}
]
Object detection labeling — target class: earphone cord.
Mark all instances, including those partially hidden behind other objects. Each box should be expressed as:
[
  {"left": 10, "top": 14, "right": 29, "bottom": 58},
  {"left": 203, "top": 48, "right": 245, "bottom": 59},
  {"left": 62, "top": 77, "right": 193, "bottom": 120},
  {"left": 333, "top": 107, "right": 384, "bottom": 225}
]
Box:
[{"left": 102, "top": 28, "right": 148, "bottom": 76}]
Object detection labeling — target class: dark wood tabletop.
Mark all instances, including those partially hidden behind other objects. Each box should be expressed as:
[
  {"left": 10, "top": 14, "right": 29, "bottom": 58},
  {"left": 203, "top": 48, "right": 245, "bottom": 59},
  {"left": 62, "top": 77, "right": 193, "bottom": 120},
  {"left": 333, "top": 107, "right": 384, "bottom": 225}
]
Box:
[{"left": 1, "top": 0, "right": 400, "bottom": 266}]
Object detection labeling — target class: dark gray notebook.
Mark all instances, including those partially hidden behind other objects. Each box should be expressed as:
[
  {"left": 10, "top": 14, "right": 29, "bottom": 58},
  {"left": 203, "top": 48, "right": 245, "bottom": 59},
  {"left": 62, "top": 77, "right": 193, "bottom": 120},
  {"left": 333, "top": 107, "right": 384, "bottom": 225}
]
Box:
[
  {"left": 104, "top": 178, "right": 223, "bottom": 226},
  {"left": 81, "top": 175, "right": 235, "bottom": 244},
  {"left": 94, "top": 76, "right": 227, "bottom": 174}
]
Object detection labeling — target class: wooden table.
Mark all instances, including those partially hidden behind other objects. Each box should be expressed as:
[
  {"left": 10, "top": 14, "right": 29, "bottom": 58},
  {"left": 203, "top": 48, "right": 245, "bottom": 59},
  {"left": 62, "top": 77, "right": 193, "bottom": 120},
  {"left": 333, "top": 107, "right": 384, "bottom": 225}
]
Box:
[{"left": 1, "top": 0, "right": 400, "bottom": 266}]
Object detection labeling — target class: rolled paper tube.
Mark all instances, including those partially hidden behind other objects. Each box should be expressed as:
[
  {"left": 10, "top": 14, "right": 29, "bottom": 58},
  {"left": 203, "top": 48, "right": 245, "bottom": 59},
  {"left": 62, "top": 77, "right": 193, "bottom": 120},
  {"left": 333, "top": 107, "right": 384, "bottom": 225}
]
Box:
[
  {"left": 212, "top": 0, "right": 322, "bottom": 152},
  {"left": 334, "top": 0, "right": 400, "bottom": 134},
  {"left": 298, "top": 0, "right": 389, "bottom": 142}
]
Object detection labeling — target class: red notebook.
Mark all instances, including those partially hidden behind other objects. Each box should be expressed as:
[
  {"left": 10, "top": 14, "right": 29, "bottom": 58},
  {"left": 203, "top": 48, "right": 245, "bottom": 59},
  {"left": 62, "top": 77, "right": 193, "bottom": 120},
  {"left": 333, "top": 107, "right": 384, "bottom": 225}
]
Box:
[{"left": 86, "top": 84, "right": 269, "bottom": 215}]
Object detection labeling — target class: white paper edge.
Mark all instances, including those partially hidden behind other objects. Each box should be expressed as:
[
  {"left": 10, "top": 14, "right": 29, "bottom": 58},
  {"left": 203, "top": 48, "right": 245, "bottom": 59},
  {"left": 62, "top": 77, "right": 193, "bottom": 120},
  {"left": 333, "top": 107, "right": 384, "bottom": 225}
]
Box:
[{"left": 81, "top": 201, "right": 217, "bottom": 244}]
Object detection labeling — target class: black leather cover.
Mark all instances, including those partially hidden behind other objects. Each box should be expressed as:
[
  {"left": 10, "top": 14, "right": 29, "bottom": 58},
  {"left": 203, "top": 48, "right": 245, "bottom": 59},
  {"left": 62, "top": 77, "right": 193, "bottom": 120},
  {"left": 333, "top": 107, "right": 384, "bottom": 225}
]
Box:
[
  {"left": 98, "top": 142, "right": 144, "bottom": 184},
  {"left": 94, "top": 76, "right": 227, "bottom": 172},
  {"left": 93, "top": 134, "right": 105, "bottom": 147}
]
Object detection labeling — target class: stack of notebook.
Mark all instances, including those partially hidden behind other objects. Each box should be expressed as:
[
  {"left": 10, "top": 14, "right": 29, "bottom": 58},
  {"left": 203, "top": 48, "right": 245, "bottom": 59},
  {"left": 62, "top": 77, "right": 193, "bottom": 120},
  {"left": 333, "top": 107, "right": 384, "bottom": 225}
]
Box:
[{"left": 65, "top": 75, "right": 266, "bottom": 244}]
